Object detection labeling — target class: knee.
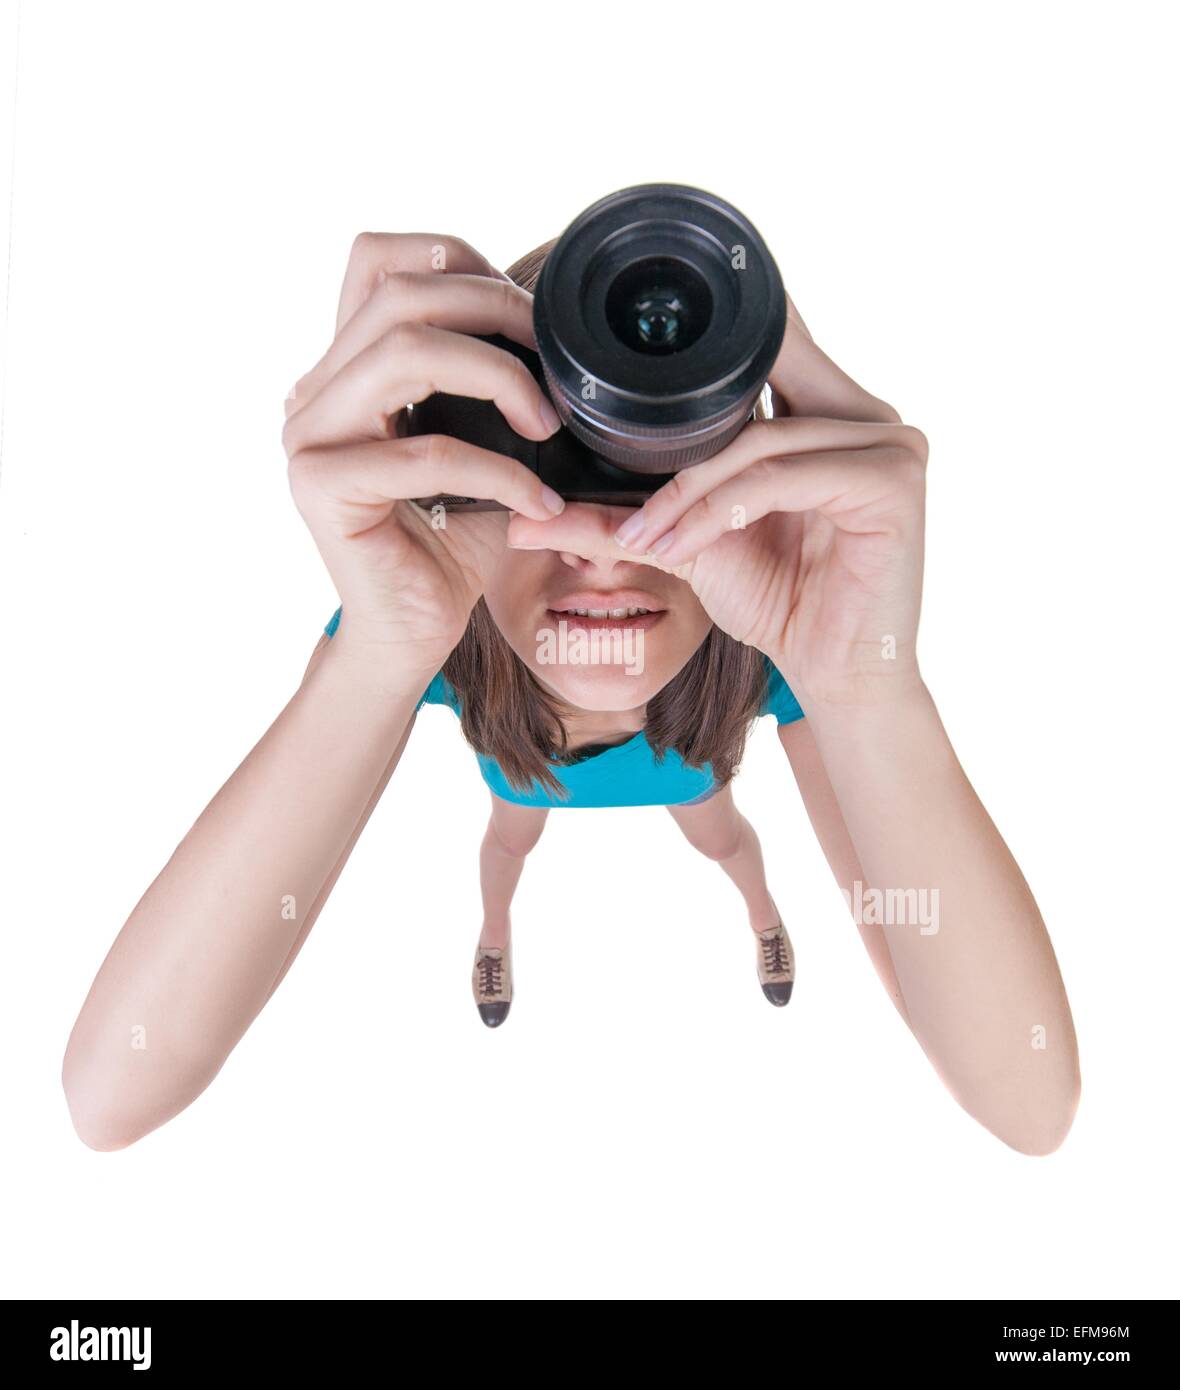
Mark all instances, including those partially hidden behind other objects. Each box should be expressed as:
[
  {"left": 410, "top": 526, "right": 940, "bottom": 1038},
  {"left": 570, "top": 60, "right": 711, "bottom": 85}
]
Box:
[
  {"left": 693, "top": 837, "right": 742, "bottom": 862},
  {"left": 682, "top": 823, "right": 745, "bottom": 862},
  {"left": 485, "top": 819, "right": 545, "bottom": 860}
]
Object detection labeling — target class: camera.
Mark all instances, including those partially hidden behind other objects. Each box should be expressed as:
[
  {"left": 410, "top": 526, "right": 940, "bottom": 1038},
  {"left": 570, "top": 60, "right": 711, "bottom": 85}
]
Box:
[{"left": 411, "top": 182, "right": 786, "bottom": 510}]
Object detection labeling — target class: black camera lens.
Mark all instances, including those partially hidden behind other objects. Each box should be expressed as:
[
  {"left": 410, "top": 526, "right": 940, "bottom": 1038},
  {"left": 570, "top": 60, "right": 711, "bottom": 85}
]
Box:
[{"left": 534, "top": 183, "right": 786, "bottom": 474}]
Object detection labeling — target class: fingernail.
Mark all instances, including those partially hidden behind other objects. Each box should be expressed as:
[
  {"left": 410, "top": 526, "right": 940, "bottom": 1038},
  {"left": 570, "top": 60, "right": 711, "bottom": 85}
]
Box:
[
  {"left": 540, "top": 484, "right": 565, "bottom": 515},
  {"left": 537, "top": 398, "right": 561, "bottom": 434},
  {"left": 613, "top": 511, "right": 647, "bottom": 548},
  {"left": 648, "top": 531, "right": 677, "bottom": 556}
]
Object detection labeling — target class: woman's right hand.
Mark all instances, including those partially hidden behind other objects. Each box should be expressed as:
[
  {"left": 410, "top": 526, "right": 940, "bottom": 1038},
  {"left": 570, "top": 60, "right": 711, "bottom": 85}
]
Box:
[{"left": 282, "top": 232, "right": 566, "bottom": 676}]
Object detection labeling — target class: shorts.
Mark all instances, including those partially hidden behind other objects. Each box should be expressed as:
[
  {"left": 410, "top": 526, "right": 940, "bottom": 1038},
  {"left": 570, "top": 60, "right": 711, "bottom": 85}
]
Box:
[{"left": 673, "top": 780, "right": 722, "bottom": 808}]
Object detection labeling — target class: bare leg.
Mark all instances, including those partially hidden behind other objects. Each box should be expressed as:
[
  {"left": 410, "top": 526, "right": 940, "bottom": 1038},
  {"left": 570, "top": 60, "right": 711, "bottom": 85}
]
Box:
[
  {"left": 479, "top": 793, "right": 549, "bottom": 949},
  {"left": 666, "top": 784, "right": 780, "bottom": 934}
]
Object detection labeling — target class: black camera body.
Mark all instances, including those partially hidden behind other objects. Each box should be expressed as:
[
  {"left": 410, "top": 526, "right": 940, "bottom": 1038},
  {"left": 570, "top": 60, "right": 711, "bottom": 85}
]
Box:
[
  {"left": 409, "top": 332, "right": 684, "bottom": 509},
  {"left": 411, "top": 183, "right": 786, "bottom": 511}
]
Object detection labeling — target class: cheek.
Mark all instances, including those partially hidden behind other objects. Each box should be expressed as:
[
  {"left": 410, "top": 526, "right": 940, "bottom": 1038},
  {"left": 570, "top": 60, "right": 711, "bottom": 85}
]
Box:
[
  {"left": 482, "top": 593, "right": 531, "bottom": 657},
  {"left": 481, "top": 557, "right": 543, "bottom": 654}
]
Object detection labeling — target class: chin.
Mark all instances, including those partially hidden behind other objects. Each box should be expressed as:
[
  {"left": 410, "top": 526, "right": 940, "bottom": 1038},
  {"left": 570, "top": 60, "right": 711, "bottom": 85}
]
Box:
[{"left": 533, "top": 663, "right": 670, "bottom": 712}]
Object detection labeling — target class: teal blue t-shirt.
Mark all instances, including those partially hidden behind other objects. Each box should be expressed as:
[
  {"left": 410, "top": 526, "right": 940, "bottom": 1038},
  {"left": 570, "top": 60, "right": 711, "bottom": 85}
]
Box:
[{"left": 323, "top": 605, "right": 804, "bottom": 808}]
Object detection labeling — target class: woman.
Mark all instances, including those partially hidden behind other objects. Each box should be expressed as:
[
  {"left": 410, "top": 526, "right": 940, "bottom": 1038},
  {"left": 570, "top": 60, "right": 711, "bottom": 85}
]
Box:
[{"left": 61, "top": 229, "right": 1081, "bottom": 1155}]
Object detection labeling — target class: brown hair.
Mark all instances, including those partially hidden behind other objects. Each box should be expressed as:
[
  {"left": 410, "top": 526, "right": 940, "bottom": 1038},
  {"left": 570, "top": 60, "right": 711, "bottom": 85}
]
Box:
[{"left": 440, "top": 240, "right": 771, "bottom": 798}]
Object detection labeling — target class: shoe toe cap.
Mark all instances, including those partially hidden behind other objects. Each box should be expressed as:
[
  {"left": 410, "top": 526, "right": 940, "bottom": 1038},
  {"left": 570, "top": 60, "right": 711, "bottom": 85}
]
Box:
[
  {"left": 478, "top": 1001, "right": 511, "bottom": 1028},
  {"left": 761, "top": 981, "right": 794, "bottom": 1007}
]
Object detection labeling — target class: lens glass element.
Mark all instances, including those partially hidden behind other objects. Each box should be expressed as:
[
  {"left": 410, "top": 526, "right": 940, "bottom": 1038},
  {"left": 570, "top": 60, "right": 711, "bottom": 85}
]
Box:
[{"left": 605, "top": 256, "right": 713, "bottom": 356}]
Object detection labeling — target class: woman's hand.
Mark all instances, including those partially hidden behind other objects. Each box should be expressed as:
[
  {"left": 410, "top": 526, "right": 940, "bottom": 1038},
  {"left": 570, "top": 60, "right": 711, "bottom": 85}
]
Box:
[
  {"left": 505, "top": 300, "right": 928, "bottom": 709},
  {"left": 282, "top": 232, "right": 565, "bottom": 676}
]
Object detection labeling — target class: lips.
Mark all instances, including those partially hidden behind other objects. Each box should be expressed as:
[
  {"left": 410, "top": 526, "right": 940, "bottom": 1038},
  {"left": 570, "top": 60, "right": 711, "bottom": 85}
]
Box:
[
  {"left": 545, "top": 590, "right": 667, "bottom": 632},
  {"left": 547, "top": 610, "right": 666, "bottom": 632}
]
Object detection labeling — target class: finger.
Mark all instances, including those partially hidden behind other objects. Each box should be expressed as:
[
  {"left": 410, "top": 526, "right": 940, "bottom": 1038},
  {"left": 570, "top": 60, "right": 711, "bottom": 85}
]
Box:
[
  {"left": 288, "top": 434, "right": 566, "bottom": 527},
  {"left": 335, "top": 232, "right": 511, "bottom": 337},
  {"left": 785, "top": 289, "right": 813, "bottom": 341},
  {"left": 611, "top": 417, "right": 918, "bottom": 553},
  {"left": 631, "top": 447, "right": 923, "bottom": 567},
  {"left": 767, "top": 288, "right": 809, "bottom": 418},
  {"left": 505, "top": 502, "right": 688, "bottom": 577},
  {"left": 769, "top": 295, "right": 900, "bottom": 425},
  {"left": 288, "top": 273, "right": 538, "bottom": 418},
  {"left": 282, "top": 322, "right": 560, "bottom": 456}
]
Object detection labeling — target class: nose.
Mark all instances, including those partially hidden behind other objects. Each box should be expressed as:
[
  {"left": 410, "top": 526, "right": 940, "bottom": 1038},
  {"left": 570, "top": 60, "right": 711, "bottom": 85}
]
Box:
[{"left": 556, "top": 549, "right": 635, "bottom": 580}]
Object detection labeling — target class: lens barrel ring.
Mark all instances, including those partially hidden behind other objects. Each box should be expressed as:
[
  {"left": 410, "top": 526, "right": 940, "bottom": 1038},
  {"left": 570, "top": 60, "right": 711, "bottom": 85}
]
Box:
[{"left": 534, "top": 183, "right": 785, "bottom": 475}]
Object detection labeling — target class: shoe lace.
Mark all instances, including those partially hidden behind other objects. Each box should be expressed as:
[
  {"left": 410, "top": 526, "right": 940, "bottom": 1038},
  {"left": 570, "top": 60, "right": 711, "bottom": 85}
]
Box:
[
  {"left": 760, "top": 930, "right": 791, "bottom": 976},
  {"left": 478, "top": 954, "right": 504, "bottom": 998}
]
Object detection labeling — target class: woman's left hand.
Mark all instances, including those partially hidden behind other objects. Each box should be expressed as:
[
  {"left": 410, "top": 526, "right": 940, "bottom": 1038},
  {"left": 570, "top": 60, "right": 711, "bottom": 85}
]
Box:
[{"left": 506, "top": 308, "right": 929, "bottom": 710}]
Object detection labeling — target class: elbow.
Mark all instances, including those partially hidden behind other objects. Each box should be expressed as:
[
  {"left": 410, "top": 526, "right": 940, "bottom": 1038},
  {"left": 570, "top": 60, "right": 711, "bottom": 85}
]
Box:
[
  {"left": 69, "top": 1115, "right": 139, "bottom": 1153},
  {"left": 61, "top": 1026, "right": 222, "bottom": 1151},
  {"left": 997, "top": 1099, "right": 1080, "bottom": 1157},
  {"left": 63, "top": 1089, "right": 142, "bottom": 1153},
  {"left": 976, "top": 1066, "right": 1082, "bottom": 1158},
  {"left": 61, "top": 1046, "right": 149, "bottom": 1153}
]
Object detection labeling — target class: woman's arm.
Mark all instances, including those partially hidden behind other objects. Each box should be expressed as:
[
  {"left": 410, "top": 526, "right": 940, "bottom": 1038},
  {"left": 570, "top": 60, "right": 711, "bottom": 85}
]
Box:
[
  {"left": 63, "top": 233, "right": 570, "bottom": 1149},
  {"left": 779, "top": 696, "right": 1080, "bottom": 1156},
  {"left": 776, "top": 718, "right": 908, "bottom": 1024},
  {"left": 506, "top": 296, "right": 1082, "bottom": 1153},
  {"left": 260, "top": 636, "right": 417, "bottom": 1004},
  {"left": 61, "top": 638, "right": 430, "bottom": 1151}
]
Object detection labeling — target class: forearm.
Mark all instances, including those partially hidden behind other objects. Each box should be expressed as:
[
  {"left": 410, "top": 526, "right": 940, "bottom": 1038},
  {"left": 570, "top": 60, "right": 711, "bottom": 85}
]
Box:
[
  {"left": 260, "top": 716, "right": 412, "bottom": 1005},
  {"left": 62, "top": 638, "right": 430, "bottom": 1149},
  {"left": 778, "top": 720, "right": 908, "bottom": 1022},
  {"left": 803, "top": 681, "right": 1080, "bottom": 1153}
]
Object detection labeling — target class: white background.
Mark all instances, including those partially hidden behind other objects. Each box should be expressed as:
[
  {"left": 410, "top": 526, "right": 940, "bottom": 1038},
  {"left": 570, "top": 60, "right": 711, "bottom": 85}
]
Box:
[{"left": 1, "top": 0, "right": 1176, "bottom": 1300}]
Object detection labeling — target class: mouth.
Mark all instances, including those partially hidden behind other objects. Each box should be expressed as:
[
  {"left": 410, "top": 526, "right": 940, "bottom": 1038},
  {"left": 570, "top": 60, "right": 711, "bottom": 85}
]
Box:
[{"left": 545, "top": 590, "right": 668, "bottom": 632}]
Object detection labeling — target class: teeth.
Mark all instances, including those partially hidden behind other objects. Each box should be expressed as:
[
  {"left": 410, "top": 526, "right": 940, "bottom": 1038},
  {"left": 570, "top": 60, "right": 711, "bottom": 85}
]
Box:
[{"left": 559, "top": 607, "right": 651, "bottom": 618}]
